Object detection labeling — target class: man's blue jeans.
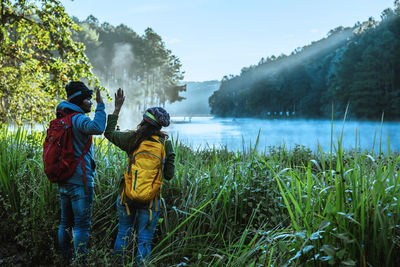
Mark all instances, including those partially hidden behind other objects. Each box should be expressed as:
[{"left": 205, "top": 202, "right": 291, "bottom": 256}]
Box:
[
  {"left": 58, "top": 183, "right": 94, "bottom": 259},
  {"left": 114, "top": 195, "right": 160, "bottom": 266}
]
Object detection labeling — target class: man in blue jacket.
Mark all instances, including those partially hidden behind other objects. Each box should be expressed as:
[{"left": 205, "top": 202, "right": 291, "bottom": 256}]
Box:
[{"left": 56, "top": 81, "right": 106, "bottom": 261}]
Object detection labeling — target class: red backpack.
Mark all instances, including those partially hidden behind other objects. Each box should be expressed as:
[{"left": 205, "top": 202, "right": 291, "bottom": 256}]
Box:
[{"left": 43, "top": 110, "right": 92, "bottom": 190}]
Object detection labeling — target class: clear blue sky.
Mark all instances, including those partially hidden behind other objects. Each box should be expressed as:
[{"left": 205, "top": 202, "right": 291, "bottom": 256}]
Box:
[{"left": 61, "top": 0, "right": 395, "bottom": 81}]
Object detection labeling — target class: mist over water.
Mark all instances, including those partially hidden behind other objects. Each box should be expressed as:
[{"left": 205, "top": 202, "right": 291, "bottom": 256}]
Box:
[
  {"left": 165, "top": 117, "right": 400, "bottom": 153},
  {"left": 13, "top": 117, "right": 399, "bottom": 153}
]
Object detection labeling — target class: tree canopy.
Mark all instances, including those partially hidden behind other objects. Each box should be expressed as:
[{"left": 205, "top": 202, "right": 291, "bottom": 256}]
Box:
[
  {"left": 71, "top": 16, "right": 186, "bottom": 113},
  {"left": 209, "top": 2, "right": 400, "bottom": 120},
  {"left": 0, "top": 1, "right": 185, "bottom": 125},
  {"left": 0, "top": 0, "right": 100, "bottom": 125}
]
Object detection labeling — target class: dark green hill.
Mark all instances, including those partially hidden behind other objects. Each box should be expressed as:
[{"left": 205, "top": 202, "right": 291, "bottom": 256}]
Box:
[{"left": 209, "top": 4, "right": 400, "bottom": 120}]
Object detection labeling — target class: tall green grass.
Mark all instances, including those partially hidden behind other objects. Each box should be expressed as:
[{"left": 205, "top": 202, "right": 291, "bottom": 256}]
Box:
[
  {"left": 255, "top": 112, "right": 400, "bottom": 266},
  {"left": 0, "top": 126, "right": 399, "bottom": 266}
]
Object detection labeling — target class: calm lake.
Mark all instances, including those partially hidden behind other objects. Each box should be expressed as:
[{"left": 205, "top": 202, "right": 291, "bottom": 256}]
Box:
[{"left": 166, "top": 117, "right": 400, "bottom": 153}]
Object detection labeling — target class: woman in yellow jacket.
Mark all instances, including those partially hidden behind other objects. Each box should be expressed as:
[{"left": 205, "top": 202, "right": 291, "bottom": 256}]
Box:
[{"left": 104, "top": 89, "right": 175, "bottom": 265}]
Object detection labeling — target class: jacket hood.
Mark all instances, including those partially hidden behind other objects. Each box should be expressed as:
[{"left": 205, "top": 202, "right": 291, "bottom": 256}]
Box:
[{"left": 56, "top": 101, "right": 85, "bottom": 113}]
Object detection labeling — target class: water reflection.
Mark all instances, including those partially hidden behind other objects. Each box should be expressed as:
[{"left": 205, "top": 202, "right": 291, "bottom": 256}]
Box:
[{"left": 166, "top": 117, "right": 400, "bottom": 153}]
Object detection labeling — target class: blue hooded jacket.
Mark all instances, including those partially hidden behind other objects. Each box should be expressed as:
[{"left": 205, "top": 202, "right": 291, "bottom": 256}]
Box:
[{"left": 56, "top": 100, "right": 106, "bottom": 188}]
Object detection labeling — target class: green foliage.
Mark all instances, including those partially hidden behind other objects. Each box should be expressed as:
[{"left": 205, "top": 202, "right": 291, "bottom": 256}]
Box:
[
  {"left": 209, "top": 26, "right": 353, "bottom": 118},
  {"left": 333, "top": 11, "right": 400, "bottom": 119},
  {"left": 255, "top": 118, "right": 400, "bottom": 266},
  {"left": 0, "top": 1, "right": 184, "bottom": 125},
  {"left": 0, "top": 126, "right": 60, "bottom": 264},
  {"left": 1, "top": 127, "right": 400, "bottom": 266},
  {"left": 0, "top": 0, "right": 101, "bottom": 125},
  {"left": 210, "top": 4, "right": 400, "bottom": 120},
  {"left": 72, "top": 16, "right": 185, "bottom": 111}
]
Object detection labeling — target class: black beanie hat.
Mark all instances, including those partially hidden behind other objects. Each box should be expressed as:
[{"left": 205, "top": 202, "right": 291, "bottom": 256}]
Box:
[{"left": 65, "top": 81, "right": 93, "bottom": 105}]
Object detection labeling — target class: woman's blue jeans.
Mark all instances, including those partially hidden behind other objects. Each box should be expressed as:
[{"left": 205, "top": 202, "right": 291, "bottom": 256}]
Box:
[
  {"left": 58, "top": 183, "right": 94, "bottom": 259},
  {"left": 114, "top": 195, "right": 160, "bottom": 266}
]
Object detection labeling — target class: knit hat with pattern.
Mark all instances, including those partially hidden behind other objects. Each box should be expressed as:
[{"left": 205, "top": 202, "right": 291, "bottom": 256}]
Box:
[{"left": 143, "top": 107, "right": 170, "bottom": 127}]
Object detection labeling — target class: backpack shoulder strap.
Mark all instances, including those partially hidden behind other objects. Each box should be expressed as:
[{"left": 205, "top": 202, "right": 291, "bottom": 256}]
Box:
[
  {"left": 56, "top": 109, "right": 79, "bottom": 119},
  {"left": 79, "top": 136, "right": 92, "bottom": 194},
  {"left": 153, "top": 135, "right": 166, "bottom": 147},
  {"left": 67, "top": 112, "right": 92, "bottom": 194},
  {"left": 154, "top": 136, "right": 167, "bottom": 176}
]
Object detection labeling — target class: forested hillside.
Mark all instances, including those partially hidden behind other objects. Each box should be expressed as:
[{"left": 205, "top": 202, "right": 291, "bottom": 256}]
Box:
[
  {"left": 209, "top": 3, "right": 400, "bottom": 120},
  {"left": 72, "top": 15, "right": 186, "bottom": 113}
]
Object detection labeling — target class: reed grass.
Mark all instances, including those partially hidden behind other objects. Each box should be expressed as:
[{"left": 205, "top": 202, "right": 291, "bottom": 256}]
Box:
[{"left": 0, "top": 125, "right": 399, "bottom": 266}]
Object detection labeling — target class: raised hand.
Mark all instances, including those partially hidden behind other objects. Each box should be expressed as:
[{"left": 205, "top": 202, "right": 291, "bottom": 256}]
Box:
[
  {"left": 113, "top": 88, "right": 125, "bottom": 115},
  {"left": 95, "top": 87, "right": 104, "bottom": 103}
]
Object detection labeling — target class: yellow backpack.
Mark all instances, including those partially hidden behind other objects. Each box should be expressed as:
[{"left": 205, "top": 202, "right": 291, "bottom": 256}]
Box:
[{"left": 120, "top": 136, "right": 166, "bottom": 221}]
